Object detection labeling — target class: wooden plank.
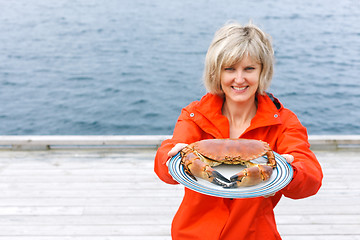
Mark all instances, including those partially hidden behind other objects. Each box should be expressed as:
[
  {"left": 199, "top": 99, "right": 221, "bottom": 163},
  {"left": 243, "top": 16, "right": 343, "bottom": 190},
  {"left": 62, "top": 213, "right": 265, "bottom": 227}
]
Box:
[
  {"left": 0, "top": 195, "right": 356, "bottom": 207},
  {"left": 0, "top": 223, "right": 358, "bottom": 236},
  {"left": 0, "top": 238, "right": 171, "bottom": 240},
  {"left": 277, "top": 224, "right": 360, "bottom": 235},
  {"left": 0, "top": 215, "right": 175, "bottom": 225},
  {"left": 0, "top": 207, "right": 84, "bottom": 216},
  {"left": 0, "top": 225, "right": 171, "bottom": 236},
  {"left": 275, "top": 237, "right": 360, "bottom": 240},
  {"left": 0, "top": 135, "right": 360, "bottom": 149},
  {"left": 0, "top": 197, "right": 182, "bottom": 207},
  {"left": 0, "top": 214, "right": 357, "bottom": 226},
  {"left": 309, "top": 135, "right": 360, "bottom": 149},
  {"left": 0, "top": 135, "right": 170, "bottom": 149}
]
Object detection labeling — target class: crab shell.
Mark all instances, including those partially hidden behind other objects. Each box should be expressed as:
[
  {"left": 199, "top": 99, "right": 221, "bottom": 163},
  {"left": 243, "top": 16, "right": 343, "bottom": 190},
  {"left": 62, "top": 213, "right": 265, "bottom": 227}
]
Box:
[{"left": 191, "top": 138, "right": 276, "bottom": 166}]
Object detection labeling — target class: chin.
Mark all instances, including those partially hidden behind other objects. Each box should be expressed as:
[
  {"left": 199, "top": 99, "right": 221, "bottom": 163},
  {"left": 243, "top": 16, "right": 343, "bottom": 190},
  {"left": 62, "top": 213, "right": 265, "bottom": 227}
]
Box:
[{"left": 228, "top": 91, "right": 256, "bottom": 102}]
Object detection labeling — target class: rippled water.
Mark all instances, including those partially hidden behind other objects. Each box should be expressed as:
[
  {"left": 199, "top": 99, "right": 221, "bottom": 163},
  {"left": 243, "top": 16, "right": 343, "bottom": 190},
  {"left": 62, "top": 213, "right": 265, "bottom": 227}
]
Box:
[{"left": 0, "top": 0, "right": 359, "bottom": 135}]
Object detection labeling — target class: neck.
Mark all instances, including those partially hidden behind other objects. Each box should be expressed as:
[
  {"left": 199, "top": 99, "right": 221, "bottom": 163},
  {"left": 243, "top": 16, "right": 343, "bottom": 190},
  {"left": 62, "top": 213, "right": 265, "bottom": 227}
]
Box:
[{"left": 222, "top": 96, "right": 257, "bottom": 138}]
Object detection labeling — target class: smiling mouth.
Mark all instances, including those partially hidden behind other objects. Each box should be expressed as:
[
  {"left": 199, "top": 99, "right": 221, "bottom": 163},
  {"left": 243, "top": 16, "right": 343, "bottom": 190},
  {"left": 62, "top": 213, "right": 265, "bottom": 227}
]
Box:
[{"left": 232, "top": 86, "right": 248, "bottom": 91}]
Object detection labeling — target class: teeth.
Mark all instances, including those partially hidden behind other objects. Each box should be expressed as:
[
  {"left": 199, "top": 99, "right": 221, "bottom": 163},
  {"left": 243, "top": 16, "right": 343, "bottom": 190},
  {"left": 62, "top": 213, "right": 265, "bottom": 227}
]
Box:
[{"left": 233, "top": 86, "right": 247, "bottom": 91}]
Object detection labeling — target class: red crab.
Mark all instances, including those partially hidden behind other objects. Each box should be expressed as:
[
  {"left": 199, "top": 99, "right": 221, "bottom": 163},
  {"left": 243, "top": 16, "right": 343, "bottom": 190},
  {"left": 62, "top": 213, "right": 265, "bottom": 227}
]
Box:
[{"left": 180, "top": 139, "right": 277, "bottom": 188}]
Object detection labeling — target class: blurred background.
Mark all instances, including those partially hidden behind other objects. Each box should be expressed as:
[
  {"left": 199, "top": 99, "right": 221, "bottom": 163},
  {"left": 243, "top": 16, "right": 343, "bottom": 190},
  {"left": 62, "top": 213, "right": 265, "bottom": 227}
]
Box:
[{"left": 0, "top": 0, "right": 359, "bottom": 135}]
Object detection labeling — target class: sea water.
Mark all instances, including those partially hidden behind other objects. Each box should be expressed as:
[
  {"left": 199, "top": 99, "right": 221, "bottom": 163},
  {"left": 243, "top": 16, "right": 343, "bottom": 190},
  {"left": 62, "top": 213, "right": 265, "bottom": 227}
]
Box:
[{"left": 0, "top": 0, "right": 359, "bottom": 135}]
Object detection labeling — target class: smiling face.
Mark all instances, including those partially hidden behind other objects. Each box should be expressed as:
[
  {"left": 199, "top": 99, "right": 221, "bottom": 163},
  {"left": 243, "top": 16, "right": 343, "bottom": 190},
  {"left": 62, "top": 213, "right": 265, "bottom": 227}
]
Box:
[
  {"left": 220, "top": 55, "right": 261, "bottom": 104},
  {"left": 203, "top": 23, "right": 274, "bottom": 96}
]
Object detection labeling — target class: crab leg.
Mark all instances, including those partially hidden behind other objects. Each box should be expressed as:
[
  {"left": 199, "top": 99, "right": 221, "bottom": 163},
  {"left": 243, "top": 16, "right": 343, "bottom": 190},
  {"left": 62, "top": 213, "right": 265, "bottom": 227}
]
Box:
[
  {"left": 265, "top": 149, "right": 276, "bottom": 167},
  {"left": 181, "top": 151, "right": 230, "bottom": 187},
  {"left": 224, "top": 165, "right": 274, "bottom": 188}
]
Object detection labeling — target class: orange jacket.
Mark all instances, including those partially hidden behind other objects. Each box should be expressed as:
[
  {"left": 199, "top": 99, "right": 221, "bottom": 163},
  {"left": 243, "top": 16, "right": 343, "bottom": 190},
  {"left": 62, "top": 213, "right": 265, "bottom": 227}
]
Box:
[{"left": 154, "top": 93, "right": 323, "bottom": 240}]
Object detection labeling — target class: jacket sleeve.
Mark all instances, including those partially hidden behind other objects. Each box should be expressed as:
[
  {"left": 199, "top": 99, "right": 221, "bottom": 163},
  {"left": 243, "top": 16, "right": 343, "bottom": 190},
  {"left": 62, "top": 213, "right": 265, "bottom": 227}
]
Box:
[
  {"left": 276, "top": 112, "right": 323, "bottom": 199},
  {"left": 154, "top": 108, "right": 204, "bottom": 184}
]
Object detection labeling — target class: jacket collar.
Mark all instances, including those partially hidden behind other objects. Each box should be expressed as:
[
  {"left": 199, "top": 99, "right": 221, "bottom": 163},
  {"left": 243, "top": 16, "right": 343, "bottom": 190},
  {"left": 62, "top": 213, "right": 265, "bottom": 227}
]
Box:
[
  {"left": 246, "top": 93, "right": 283, "bottom": 133},
  {"left": 191, "top": 94, "right": 229, "bottom": 138},
  {"left": 190, "top": 93, "right": 282, "bottom": 138}
]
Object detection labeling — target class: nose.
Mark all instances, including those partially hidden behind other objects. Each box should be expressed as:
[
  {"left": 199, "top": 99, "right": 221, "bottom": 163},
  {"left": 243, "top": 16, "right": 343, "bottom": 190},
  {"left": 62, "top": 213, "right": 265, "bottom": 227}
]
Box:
[{"left": 235, "top": 70, "right": 244, "bottom": 83}]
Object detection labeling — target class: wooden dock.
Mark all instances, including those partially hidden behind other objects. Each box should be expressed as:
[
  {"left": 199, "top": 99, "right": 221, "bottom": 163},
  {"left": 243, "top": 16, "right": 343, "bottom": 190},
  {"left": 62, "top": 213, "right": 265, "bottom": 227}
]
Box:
[{"left": 0, "top": 135, "right": 359, "bottom": 239}]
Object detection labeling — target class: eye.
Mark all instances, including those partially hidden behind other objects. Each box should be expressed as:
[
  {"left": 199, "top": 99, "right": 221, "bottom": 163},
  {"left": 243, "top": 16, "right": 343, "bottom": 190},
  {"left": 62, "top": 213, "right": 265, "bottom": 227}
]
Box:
[
  {"left": 224, "top": 67, "right": 234, "bottom": 71},
  {"left": 244, "top": 66, "right": 255, "bottom": 71}
]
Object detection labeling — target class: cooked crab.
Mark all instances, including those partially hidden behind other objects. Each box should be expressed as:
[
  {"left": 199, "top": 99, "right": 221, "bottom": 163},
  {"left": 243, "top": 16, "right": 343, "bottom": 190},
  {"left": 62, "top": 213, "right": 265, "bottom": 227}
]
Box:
[{"left": 180, "top": 139, "right": 276, "bottom": 188}]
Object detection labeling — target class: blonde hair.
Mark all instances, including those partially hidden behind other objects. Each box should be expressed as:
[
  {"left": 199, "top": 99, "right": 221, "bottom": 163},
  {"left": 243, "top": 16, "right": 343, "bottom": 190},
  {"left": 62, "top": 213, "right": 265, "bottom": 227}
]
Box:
[{"left": 203, "top": 22, "right": 274, "bottom": 95}]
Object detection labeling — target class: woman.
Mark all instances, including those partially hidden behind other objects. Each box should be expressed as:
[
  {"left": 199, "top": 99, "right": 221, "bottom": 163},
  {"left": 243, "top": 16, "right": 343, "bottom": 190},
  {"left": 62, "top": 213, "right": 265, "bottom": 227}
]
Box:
[{"left": 154, "top": 22, "right": 323, "bottom": 239}]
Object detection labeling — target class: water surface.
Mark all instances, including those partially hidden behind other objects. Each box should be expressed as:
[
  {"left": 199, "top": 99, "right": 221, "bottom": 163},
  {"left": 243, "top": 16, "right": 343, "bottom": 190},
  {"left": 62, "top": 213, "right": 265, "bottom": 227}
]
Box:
[{"left": 0, "top": 0, "right": 359, "bottom": 135}]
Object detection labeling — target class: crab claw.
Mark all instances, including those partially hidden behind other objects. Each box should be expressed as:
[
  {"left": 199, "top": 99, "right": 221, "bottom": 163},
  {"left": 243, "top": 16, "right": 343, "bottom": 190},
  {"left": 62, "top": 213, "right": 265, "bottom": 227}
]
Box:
[
  {"left": 224, "top": 165, "right": 273, "bottom": 188},
  {"left": 206, "top": 167, "right": 232, "bottom": 187},
  {"left": 183, "top": 157, "right": 231, "bottom": 187}
]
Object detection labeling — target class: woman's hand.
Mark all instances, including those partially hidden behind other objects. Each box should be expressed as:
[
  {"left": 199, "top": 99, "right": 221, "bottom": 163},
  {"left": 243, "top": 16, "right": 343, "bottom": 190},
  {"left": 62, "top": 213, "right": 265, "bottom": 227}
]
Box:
[
  {"left": 166, "top": 143, "right": 188, "bottom": 167},
  {"left": 282, "top": 154, "right": 294, "bottom": 164},
  {"left": 167, "top": 143, "right": 188, "bottom": 157},
  {"left": 166, "top": 143, "right": 188, "bottom": 182},
  {"left": 264, "top": 154, "right": 294, "bottom": 198}
]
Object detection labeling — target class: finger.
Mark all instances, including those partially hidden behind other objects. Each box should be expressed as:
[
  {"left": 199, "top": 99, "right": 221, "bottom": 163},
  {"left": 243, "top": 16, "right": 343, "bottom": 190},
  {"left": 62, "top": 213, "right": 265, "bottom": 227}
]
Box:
[
  {"left": 263, "top": 192, "right": 276, "bottom": 198},
  {"left": 166, "top": 159, "right": 178, "bottom": 182},
  {"left": 168, "top": 143, "right": 188, "bottom": 157},
  {"left": 282, "top": 154, "right": 294, "bottom": 164}
]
